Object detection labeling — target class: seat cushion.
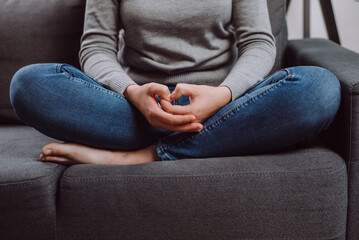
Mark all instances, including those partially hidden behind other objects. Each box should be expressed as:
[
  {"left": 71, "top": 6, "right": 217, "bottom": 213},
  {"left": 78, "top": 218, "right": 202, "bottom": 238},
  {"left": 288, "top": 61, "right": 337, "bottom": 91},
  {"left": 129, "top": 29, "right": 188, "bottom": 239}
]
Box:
[
  {"left": 0, "top": 126, "right": 65, "bottom": 240},
  {"left": 58, "top": 142, "right": 347, "bottom": 240}
]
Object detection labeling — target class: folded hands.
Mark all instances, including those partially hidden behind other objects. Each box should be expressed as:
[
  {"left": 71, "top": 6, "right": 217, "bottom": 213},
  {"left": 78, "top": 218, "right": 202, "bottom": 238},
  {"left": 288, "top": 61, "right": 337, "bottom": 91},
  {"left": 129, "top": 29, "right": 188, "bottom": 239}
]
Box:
[{"left": 124, "top": 83, "right": 231, "bottom": 132}]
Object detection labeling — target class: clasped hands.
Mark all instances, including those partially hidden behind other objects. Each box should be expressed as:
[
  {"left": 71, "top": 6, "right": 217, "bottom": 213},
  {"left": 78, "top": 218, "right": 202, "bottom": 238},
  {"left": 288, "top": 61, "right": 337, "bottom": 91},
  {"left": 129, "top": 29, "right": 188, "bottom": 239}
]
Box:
[{"left": 124, "top": 83, "right": 232, "bottom": 132}]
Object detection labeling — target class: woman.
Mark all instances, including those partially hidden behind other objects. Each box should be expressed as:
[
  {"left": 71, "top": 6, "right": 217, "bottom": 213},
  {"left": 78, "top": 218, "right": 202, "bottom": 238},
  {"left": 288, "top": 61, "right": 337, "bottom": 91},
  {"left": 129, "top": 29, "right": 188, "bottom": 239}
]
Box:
[{"left": 9, "top": 0, "right": 340, "bottom": 165}]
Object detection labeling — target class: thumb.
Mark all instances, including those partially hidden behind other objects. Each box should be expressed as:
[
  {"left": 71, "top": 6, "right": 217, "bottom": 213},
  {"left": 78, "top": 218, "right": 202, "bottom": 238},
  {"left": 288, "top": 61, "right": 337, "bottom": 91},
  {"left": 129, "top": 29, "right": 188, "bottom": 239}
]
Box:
[
  {"left": 148, "top": 83, "right": 171, "bottom": 101},
  {"left": 171, "top": 83, "right": 194, "bottom": 100}
]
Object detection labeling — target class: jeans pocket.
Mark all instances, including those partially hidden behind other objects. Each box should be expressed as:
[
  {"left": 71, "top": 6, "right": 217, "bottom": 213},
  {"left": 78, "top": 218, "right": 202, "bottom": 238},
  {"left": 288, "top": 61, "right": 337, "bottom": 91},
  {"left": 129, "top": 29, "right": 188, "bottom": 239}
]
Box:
[{"left": 56, "top": 64, "right": 74, "bottom": 78}]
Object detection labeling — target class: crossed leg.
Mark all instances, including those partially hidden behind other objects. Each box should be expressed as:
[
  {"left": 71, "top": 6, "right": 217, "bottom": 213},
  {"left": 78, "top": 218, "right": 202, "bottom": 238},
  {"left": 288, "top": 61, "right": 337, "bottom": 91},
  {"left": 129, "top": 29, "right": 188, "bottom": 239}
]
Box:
[
  {"left": 10, "top": 64, "right": 341, "bottom": 165},
  {"left": 10, "top": 63, "right": 168, "bottom": 165}
]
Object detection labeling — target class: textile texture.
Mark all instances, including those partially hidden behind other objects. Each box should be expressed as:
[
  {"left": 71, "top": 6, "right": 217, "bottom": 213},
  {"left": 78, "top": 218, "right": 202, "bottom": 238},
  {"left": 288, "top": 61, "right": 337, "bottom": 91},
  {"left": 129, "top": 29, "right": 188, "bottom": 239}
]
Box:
[
  {"left": 0, "top": 0, "right": 85, "bottom": 124},
  {"left": 286, "top": 38, "right": 359, "bottom": 240},
  {"left": 80, "top": 0, "right": 276, "bottom": 100},
  {"left": 10, "top": 64, "right": 340, "bottom": 161},
  {"left": 0, "top": 126, "right": 64, "bottom": 240},
  {"left": 1, "top": 1, "right": 350, "bottom": 239},
  {"left": 57, "top": 144, "right": 347, "bottom": 240}
]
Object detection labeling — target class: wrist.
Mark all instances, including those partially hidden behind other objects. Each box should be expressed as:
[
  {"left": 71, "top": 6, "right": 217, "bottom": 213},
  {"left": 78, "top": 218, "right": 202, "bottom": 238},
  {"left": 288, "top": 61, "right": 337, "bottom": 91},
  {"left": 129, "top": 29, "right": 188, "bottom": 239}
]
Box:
[
  {"left": 124, "top": 84, "right": 140, "bottom": 100},
  {"left": 217, "top": 86, "right": 232, "bottom": 105}
]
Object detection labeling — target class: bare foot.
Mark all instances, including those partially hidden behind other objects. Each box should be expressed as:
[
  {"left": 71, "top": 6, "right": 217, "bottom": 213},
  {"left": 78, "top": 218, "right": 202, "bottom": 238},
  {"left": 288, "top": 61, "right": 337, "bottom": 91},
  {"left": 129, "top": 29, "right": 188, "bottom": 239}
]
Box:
[{"left": 39, "top": 142, "right": 159, "bottom": 165}]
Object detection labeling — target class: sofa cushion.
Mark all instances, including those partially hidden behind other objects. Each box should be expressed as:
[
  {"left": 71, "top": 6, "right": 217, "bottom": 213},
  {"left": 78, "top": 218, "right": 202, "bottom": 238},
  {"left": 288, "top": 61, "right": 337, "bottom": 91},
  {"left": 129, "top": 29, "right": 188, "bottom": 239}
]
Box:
[
  {"left": 58, "top": 144, "right": 347, "bottom": 240},
  {"left": 0, "top": 0, "right": 86, "bottom": 124},
  {"left": 0, "top": 126, "right": 65, "bottom": 240}
]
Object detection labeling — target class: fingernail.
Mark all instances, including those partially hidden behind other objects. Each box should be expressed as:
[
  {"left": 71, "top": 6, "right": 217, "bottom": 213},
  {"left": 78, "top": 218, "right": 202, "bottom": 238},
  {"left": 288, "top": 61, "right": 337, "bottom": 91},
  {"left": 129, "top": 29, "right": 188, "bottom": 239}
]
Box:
[{"left": 46, "top": 149, "right": 52, "bottom": 155}]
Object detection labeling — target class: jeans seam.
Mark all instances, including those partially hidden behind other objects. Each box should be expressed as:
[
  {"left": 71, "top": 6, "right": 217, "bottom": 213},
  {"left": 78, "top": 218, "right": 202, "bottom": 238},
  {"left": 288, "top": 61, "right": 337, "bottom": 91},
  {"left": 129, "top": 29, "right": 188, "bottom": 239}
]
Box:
[
  {"left": 158, "top": 78, "right": 287, "bottom": 153},
  {"left": 72, "top": 77, "right": 125, "bottom": 100},
  {"left": 284, "top": 67, "right": 293, "bottom": 80},
  {"left": 55, "top": 63, "right": 63, "bottom": 75},
  {"left": 55, "top": 64, "right": 125, "bottom": 100},
  {"left": 154, "top": 143, "right": 175, "bottom": 161},
  {"left": 202, "top": 68, "right": 292, "bottom": 133}
]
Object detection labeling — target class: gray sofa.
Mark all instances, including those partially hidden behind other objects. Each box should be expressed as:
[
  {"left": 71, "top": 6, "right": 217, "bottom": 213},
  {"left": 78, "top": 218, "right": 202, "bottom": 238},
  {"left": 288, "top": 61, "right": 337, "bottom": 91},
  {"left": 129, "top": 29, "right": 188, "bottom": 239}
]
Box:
[{"left": 0, "top": 0, "right": 358, "bottom": 239}]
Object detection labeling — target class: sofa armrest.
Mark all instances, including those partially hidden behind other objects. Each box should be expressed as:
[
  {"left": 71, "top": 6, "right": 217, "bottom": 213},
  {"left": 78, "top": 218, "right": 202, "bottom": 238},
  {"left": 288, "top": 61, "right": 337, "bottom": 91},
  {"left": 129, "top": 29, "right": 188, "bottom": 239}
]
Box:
[
  {"left": 286, "top": 38, "right": 359, "bottom": 161},
  {"left": 285, "top": 38, "right": 359, "bottom": 240}
]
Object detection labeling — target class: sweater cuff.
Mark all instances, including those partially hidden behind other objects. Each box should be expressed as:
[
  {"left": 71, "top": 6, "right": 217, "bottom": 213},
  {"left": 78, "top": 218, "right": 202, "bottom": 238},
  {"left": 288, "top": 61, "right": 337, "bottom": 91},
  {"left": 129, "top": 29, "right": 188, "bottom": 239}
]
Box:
[
  {"left": 220, "top": 72, "right": 260, "bottom": 101},
  {"left": 102, "top": 73, "right": 138, "bottom": 97}
]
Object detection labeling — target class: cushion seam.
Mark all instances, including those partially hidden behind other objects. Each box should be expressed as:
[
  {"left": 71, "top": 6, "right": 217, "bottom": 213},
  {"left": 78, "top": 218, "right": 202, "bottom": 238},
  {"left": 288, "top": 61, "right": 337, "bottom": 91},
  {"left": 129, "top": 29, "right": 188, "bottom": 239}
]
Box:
[
  {"left": 62, "top": 165, "right": 346, "bottom": 182},
  {"left": 0, "top": 164, "right": 64, "bottom": 187}
]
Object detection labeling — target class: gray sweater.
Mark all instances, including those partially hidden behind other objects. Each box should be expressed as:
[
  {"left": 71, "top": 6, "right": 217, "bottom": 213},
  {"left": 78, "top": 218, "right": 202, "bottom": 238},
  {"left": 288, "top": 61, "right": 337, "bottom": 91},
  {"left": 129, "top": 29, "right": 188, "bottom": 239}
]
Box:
[{"left": 80, "top": 0, "right": 276, "bottom": 100}]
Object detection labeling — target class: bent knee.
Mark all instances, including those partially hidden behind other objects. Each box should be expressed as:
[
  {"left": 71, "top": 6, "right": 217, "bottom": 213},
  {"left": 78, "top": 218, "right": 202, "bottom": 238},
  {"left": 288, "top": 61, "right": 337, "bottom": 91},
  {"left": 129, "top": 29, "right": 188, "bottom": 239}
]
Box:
[
  {"left": 10, "top": 64, "right": 57, "bottom": 120},
  {"left": 11, "top": 64, "right": 52, "bottom": 100},
  {"left": 287, "top": 66, "right": 340, "bottom": 128},
  {"left": 297, "top": 66, "right": 341, "bottom": 127},
  {"left": 313, "top": 67, "right": 340, "bottom": 119}
]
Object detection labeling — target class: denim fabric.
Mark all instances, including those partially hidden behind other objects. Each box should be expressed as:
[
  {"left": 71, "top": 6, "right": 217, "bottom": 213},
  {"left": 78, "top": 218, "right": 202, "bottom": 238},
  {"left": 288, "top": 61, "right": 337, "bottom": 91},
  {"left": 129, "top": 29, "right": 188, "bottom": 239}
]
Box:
[
  {"left": 9, "top": 64, "right": 340, "bottom": 160},
  {"left": 10, "top": 64, "right": 170, "bottom": 151},
  {"left": 156, "top": 66, "right": 341, "bottom": 160}
]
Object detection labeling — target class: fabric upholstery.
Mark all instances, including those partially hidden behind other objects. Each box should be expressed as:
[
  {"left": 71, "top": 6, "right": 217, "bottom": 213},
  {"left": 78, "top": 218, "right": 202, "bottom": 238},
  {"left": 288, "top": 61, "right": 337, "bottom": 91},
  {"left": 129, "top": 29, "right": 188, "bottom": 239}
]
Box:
[
  {"left": 58, "top": 144, "right": 347, "bottom": 240},
  {"left": 267, "top": 0, "right": 288, "bottom": 74},
  {"left": 0, "top": 1, "right": 351, "bottom": 239},
  {"left": 0, "top": 126, "right": 65, "bottom": 240},
  {"left": 285, "top": 38, "right": 359, "bottom": 240},
  {"left": 0, "top": 0, "right": 85, "bottom": 124}
]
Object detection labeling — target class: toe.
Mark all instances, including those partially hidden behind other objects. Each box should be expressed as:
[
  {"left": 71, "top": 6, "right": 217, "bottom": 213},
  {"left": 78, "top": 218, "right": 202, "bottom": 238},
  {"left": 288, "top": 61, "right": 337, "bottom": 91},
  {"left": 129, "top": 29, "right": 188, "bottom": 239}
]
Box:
[
  {"left": 42, "top": 142, "right": 112, "bottom": 165},
  {"left": 42, "top": 143, "right": 57, "bottom": 156},
  {"left": 42, "top": 142, "right": 68, "bottom": 157},
  {"left": 41, "top": 155, "right": 75, "bottom": 165}
]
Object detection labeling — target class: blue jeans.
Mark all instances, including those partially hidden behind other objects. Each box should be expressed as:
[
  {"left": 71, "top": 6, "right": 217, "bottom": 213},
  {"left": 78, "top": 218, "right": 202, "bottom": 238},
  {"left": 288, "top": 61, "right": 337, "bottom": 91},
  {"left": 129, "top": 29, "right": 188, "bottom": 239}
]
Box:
[{"left": 9, "top": 64, "right": 341, "bottom": 161}]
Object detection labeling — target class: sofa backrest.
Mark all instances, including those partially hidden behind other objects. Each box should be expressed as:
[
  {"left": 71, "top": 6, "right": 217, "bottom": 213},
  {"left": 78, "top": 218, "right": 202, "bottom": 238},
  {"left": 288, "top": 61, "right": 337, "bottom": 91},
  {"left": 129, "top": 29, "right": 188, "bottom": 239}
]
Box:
[
  {"left": 0, "top": 0, "right": 287, "bottom": 124},
  {"left": 0, "top": 0, "right": 86, "bottom": 124},
  {"left": 268, "top": 0, "right": 288, "bottom": 74}
]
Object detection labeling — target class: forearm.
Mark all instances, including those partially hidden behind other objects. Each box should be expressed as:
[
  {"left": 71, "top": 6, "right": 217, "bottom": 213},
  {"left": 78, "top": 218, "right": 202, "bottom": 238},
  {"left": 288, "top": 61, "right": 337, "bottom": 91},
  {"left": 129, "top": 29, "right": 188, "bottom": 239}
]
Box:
[
  {"left": 222, "top": 0, "right": 276, "bottom": 100},
  {"left": 79, "top": 0, "right": 137, "bottom": 96},
  {"left": 80, "top": 48, "right": 137, "bottom": 96},
  {"left": 220, "top": 44, "right": 276, "bottom": 100}
]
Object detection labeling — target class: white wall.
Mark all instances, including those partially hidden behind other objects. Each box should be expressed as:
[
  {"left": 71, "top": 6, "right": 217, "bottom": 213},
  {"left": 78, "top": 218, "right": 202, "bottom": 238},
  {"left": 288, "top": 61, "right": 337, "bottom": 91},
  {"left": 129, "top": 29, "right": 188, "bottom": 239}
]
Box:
[{"left": 286, "top": 0, "right": 359, "bottom": 53}]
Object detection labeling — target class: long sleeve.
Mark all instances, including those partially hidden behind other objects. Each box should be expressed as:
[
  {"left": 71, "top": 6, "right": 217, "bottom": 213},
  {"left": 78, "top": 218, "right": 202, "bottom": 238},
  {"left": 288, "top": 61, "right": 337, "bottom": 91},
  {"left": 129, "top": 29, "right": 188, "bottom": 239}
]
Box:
[
  {"left": 79, "top": 0, "right": 136, "bottom": 96},
  {"left": 220, "top": 0, "right": 276, "bottom": 100}
]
